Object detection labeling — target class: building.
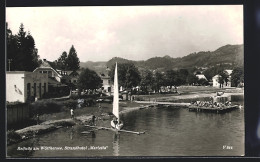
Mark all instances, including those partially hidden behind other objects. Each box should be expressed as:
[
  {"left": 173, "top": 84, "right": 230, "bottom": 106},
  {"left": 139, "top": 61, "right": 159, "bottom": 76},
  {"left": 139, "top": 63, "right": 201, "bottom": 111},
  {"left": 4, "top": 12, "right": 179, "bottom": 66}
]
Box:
[
  {"left": 33, "top": 59, "right": 72, "bottom": 95},
  {"left": 212, "top": 70, "right": 233, "bottom": 88},
  {"left": 67, "top": 70, "right": 81, "bottom": 85},
  {"left": 6, "top": 71, "right": 48, "bottom": 103},
  {"left": 196, "top": 74, "right": 208, "bottom": 81},
  {"left": 100, "top": 74, "right": 112, "bottom": 95},
  {"left": 33, "top": 59, "right": 64, "bottom": 84}
]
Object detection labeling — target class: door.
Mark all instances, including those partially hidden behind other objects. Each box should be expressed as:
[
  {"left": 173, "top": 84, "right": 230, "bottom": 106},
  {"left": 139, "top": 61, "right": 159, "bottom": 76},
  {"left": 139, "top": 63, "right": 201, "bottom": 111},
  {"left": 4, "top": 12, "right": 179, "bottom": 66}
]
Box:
[{"left": 27, "top": 83, "right": 31, "bottom": 101}]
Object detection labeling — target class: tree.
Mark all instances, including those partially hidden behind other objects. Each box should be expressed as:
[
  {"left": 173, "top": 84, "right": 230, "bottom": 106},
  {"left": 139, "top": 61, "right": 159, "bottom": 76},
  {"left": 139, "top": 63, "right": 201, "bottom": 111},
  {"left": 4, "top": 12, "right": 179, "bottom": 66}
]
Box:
[
  {"left": 25, "top": 33, "right": 40, "bottom": 70},
  {"left": 231, "top": 67, "right": 244, "bottom": 87},
  {"left": 67, "top": 45, "right": 80, "bottom": 71},
  {"left": 165, "top": 69, "right": 177, "bottom": 89},
  {"left": 140, "top": 69, "right": 154, "bottom": 93},
  {"left": 57, "top": 51, "right": 68, "bottom": 70},
  {"left": 187, "top": 74, "right": 199, "bottom": 85},
  {"left": 197, "top": 78, "right": 209, "bottom": 86},
  {"left": 109, "top": 63, "right": 141, "bottom": 90},
  {"left": 6, "top": 23, "right": 18, "bottom": 71},
  {"left": 218, "top": 71, "right": 229, "bottom": 88},
  {"left": 77, "top": 68, "right": 102, "bottom": 93},
  {"left": 153, "top": 71, "right": 165, "bottom": 93},
  {"left": 6, "top": 23, "right": 40, "bottom": 71},
  {"left": 204, "top": 65, "right": 228, "bottom": 81},
  {"left": 176, "top": 69, "right": 189, "bottom": 85}
]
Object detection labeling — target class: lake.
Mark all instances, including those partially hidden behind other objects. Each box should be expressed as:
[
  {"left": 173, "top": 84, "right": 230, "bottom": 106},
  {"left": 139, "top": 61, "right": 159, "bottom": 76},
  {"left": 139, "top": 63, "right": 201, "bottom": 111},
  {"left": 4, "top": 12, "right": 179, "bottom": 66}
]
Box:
[{"left": 7, "top": 95, "right": 244, "bottom": 157}]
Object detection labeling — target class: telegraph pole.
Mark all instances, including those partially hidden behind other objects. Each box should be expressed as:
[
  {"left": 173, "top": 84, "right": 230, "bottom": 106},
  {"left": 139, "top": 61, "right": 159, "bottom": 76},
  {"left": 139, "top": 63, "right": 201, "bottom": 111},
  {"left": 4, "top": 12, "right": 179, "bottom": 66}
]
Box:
[{"left": 8, "top": 59, "right": 12, "bottom": 71}]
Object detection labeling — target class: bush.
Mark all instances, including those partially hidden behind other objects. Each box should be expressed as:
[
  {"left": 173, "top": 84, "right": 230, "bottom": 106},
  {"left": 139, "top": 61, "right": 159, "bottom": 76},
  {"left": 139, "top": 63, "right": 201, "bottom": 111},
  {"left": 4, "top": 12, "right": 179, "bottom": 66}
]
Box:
[
  {"left": 7, "top": 130, "right": 21, "bottom": 145},
  {"left": 135, "top": 96, "right": 145, "bottom": 101},
  {"left": 64, "top": 100, "right": 78, "bottom": 110},
  {"left": 29, "top": 99, "right": 63, "bottom": 115},
  {"left": 85, "top": 98, "right": 96, "bottom": 107},
  {"left": 69, "top": 93, "right": 100, "bottom": 100}
]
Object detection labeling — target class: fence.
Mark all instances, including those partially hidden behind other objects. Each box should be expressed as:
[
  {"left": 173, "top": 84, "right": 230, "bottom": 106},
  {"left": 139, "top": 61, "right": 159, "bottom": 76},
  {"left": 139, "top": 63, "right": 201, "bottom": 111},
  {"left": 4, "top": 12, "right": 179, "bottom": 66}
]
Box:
[{"left": 7, "top": 103, "right": 30, "bottom": 126}]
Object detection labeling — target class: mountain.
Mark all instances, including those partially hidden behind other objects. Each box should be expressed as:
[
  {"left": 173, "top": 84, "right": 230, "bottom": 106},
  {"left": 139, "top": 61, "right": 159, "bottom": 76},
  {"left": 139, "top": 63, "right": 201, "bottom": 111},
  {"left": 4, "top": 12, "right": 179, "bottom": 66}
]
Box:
[
  {"left": 175, "top": 44, "right": 243, "bottom": 68},
  {"left": 79, "top": 61, "right": 107, "bottom": 74},
  {"left": 80, "top": 44, "right": 243, "bottom": 73}
]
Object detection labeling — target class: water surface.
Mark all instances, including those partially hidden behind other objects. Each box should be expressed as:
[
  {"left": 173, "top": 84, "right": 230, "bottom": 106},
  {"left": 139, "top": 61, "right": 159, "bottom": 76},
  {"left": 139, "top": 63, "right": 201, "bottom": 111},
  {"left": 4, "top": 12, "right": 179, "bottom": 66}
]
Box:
[{"left": 7, "top": 95, "right": 244, "bottom": 157}]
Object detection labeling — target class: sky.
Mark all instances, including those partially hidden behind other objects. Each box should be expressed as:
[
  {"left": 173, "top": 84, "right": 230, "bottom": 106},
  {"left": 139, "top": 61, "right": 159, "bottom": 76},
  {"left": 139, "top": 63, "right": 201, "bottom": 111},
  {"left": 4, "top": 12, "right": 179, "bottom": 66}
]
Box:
[{"left": 6, "top": 5, "right": 243, "bottom": 62}]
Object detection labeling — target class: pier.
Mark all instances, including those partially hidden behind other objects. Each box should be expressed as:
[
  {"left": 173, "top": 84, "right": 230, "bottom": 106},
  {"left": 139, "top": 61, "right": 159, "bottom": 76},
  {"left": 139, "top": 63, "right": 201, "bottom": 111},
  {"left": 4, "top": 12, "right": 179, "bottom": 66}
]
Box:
[
  {"left": 188, "top": 105, "right": 239, "bottom": 113},
  {"left": 135, "top": 101, "right": 190, "bottom": 108},
  {"left": 84, "top": 125, "right": 145, "bottom": 135}
]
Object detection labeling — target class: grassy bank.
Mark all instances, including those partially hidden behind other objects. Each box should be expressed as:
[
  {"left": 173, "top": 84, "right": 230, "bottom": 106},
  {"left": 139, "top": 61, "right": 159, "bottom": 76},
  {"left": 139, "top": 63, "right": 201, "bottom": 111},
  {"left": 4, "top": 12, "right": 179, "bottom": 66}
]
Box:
[{"left": 7, "top": 101, "right": 151, "bottom": 146}]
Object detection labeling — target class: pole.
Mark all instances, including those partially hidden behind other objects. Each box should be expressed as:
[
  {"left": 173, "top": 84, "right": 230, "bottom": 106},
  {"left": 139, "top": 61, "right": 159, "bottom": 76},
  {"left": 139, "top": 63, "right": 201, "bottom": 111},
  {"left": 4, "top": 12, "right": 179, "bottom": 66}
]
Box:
[{"left": 8, "top": 59, "right": 12, "bottom": 71}]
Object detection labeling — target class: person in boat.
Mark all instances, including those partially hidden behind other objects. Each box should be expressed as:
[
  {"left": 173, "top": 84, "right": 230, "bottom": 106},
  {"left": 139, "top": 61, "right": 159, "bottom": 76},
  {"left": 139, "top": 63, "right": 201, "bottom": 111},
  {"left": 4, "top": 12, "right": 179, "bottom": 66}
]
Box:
[
  {"left": 228, "top": 101, "right": 232, "bottom": 106},
  {"left": 113, "top": 117, "right": 118, "bottom": 126}
]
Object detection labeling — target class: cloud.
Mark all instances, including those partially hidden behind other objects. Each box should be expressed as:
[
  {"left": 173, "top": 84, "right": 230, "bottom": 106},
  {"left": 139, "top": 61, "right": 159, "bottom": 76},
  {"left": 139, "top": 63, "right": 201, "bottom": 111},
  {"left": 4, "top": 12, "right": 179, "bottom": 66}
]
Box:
[{"left": 6, "top": 5, "right": 243, "bottom": 62}]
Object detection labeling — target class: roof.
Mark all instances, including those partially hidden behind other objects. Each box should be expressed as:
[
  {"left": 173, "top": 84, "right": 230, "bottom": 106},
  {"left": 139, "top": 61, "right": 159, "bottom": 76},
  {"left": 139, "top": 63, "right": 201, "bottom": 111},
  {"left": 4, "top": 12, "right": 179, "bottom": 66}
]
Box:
[
  {"left": 196, "top": 74, "right": 207, "bottom": 80},
  {"left": 67, "top": 71, "right": 74, "bottom": 76},
  {"left": 212, "top": 74, "right": 220, "bottom": 79},
  {"left": 101, "top": 76, "right": 111, "bottom": 79},
  {"left": 33, "top": 60, "right": 62, "bottom": 77},
  {"left": 6, "top": 71, "right": 28, "bottom": 74},
  {"left": 224, "top": 70, "right": 233, "bottom": 75},
  {"left": 39, "top": 60, "right": 52, "bottom": 68}
]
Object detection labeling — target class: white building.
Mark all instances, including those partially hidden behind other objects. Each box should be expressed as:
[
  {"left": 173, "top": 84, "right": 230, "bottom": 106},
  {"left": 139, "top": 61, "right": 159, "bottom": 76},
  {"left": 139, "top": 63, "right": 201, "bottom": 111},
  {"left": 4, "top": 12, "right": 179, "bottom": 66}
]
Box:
[
  {"left": 33, "top": 59, "right": 63, "bottom": 83},
  {"left": 212, "top": 70, "right": 233, "bottom": 88},
  {"left": 196, "top": 74, "right": 208, "bottom": 81},
  {"left": 101, "top": 75, "right": 112, "bottom": 94},
  {"left": 6, "top": 71, "right": 48, "bottom": 103}
]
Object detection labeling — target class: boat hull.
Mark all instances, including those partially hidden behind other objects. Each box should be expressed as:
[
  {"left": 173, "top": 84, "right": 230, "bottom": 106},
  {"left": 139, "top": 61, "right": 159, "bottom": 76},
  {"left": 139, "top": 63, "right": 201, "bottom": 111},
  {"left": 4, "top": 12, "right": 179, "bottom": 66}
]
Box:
[{"left": 111, "top": 120, "right": 124, "bottom": 130}]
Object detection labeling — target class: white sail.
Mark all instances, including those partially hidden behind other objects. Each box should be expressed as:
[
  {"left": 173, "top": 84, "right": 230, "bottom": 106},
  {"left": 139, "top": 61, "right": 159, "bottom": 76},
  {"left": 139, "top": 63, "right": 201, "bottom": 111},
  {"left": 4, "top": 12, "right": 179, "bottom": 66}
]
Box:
[{"left": 113, "top": 62, "right": 119, "bottom": 121}]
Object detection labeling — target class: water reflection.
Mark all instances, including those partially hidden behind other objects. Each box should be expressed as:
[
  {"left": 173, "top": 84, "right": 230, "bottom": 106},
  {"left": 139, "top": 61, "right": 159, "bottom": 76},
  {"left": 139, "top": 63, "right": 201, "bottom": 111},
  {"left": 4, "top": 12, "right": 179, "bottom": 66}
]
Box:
[
  {"left": 112, "top": 132, "right": 120, "bottom": 156},
  {"left": 7, "top": 136, "right": 40, "bottom": 158},
  {"left": 70, "top": 128, "right": 74, "bottom": 140}
]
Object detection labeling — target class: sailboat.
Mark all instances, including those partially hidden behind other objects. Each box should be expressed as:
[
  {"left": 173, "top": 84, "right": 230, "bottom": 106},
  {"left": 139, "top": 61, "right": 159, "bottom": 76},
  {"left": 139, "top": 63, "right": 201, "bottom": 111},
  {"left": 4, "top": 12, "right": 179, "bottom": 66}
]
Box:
[{"left": 111, "top": 62, "right": 124, "bottom": 130}]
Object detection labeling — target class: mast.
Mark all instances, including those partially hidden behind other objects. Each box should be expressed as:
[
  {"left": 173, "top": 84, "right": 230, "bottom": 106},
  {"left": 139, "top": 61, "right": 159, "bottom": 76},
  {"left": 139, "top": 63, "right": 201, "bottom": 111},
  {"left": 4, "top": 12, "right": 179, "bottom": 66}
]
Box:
[{"left": 113, "top": 62, "right": 120, "bottom": 122}]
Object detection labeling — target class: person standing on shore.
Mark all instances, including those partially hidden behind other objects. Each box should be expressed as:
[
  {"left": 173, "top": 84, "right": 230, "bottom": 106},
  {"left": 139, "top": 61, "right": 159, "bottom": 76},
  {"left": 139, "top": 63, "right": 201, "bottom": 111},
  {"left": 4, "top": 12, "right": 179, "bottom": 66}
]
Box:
[
  {"left": 36, "top": 114, "right": 40, "bottom": 125},
  {"left": 70, "top": 108, "right": 74, "bottom": 119},
  {"left": 92, "top": 115, "right": 96, "bottom": 126}
]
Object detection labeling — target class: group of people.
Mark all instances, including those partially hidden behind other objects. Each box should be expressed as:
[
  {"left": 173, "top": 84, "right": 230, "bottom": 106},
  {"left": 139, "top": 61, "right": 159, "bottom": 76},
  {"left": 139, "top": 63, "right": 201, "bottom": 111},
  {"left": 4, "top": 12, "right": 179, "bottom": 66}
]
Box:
[{"left": 191, "top": 100, "right": 232, "bottom": 108}]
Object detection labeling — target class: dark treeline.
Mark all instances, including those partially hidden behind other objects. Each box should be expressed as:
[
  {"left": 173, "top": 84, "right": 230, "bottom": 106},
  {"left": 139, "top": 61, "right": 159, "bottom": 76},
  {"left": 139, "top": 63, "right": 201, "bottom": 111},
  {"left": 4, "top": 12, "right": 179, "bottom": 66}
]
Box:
[
  {"left": 6, "top": 23, "right": 41, "bottom": 71},
  {"left": 108, "top": 62, "right": 244, "bottom": 94},
  {"left": 53, "top": 45, "right": 80, "bottom": 71},
  {"left": 108, "top": 63, "right": 210, "bottom": 94}
]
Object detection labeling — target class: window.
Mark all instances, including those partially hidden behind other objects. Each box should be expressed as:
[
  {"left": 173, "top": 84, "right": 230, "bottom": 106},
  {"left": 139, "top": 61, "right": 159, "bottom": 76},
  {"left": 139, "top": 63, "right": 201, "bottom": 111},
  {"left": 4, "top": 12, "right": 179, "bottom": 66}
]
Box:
[
  {"left": 39, "top": 83, "right": 42, "bottom": 98},
  {"left": 43, "top": 83, "right": 46, "bottom": 94},
  {"left": 33, "top": 83, "right": 36, "bottom": 97},
  {"left": 48, "top": 71, "right": 52, "bottom": 77},
  {"left": 27, "top": 83, "right": 31, "bottom": 101}
]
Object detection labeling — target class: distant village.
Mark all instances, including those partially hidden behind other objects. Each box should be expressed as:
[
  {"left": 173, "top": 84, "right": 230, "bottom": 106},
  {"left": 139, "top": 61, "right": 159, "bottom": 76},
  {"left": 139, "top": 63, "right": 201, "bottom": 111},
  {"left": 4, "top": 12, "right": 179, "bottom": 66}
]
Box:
[{"left": 6, "top": 58, "right": 240, "bottom": 104}]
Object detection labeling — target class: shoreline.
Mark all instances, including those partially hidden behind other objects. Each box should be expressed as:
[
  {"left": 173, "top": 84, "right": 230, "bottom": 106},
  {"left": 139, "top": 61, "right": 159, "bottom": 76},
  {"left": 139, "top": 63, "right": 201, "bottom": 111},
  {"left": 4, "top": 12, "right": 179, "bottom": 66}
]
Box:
[
  {"left": 8, "top": 91, "right": 244, "bottom": 146},
  {"left": 8, "top": 104, "right": 153, "bottom": 146}
]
